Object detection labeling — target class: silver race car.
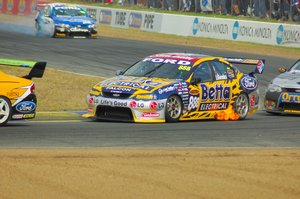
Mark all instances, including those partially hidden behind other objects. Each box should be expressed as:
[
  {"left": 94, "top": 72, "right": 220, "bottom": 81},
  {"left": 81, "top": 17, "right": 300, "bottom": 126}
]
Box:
[{"left": 265, "top": 59, "right": 300, "bottom": 114}]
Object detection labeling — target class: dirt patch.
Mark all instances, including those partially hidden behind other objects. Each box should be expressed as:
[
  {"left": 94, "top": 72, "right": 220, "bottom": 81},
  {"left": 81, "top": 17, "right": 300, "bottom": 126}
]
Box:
[{"left": 0, "top": 148, "right": 299, "bottom": 199}]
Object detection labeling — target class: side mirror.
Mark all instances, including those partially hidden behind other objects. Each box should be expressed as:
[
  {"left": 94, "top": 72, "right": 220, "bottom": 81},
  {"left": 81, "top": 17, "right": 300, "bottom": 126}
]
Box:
[
  {"left": 278, "top": 67, "right": 287, "bottom": 73},
  {"left": 116, "top": 70, "right": 123, "bottom": 76},
  {"left": 190, "top": 77, "right": 202, "bottom": 85}
]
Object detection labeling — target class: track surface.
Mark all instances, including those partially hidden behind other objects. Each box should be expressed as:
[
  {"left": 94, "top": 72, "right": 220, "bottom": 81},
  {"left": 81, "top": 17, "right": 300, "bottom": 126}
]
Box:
[{"left": 0, "top": 25, "right": 299, "bottom": 147}]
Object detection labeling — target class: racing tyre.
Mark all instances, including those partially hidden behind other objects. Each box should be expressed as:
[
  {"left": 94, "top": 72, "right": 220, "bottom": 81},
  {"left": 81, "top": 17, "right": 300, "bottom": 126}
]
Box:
[
  {"left": 165, "top": 95, "right": 182, "bottom": 123},
  {"left": 233, "top": 93, "right": 249, "bottom": 120},
  {"left": 0, "top": 97, "right": 12, "bottom": 126}
]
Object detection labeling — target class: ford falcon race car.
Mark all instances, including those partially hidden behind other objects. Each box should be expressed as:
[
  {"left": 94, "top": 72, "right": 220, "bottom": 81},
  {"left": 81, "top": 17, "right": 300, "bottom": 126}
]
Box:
[
  {"left": 35, "top": 3, "right": 97, "bottom": 38},
  {"left": 0, "top": 60, "right": 46, "bottom": 126},
  {"left": 265, "top": 59, "right": 300, "bottom": 114},
  {"left": 83, "top": 53, "right": 264, "bottom": 123}
]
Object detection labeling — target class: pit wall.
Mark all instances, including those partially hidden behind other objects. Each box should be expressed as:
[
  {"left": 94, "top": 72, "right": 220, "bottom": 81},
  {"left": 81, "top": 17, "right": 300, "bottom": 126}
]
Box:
[{"left": 82, "top": 5, "right": 300, "bottom": 48}]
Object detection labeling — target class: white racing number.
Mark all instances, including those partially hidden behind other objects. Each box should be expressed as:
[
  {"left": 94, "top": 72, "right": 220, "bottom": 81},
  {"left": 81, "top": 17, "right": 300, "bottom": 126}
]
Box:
[{"left": 188, "top": 96, "right": 199, "bottom": 111}]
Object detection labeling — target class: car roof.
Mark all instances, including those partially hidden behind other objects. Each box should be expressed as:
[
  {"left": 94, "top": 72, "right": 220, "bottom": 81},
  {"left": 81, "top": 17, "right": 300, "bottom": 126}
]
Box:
[
  {"left": 48, "top": 3, "right": 81, "bottom": 9},
  {"left": 148, "top": 53, "right": 211, "bottom": 62}
]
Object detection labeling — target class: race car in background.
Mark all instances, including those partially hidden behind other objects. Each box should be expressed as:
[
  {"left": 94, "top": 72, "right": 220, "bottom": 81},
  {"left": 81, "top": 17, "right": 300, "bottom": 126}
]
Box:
[
  {"left": 265, "top": 59, "right": 300, "bottom": 115},
  {"left": 35, "top": 3, "right": 97, "bottom": 38},
  {"left": 0, "top": 60, "right": 46, "bottom": 126},
  {"left": 83, "top": 53, "right": 265, "bottom": 123}
]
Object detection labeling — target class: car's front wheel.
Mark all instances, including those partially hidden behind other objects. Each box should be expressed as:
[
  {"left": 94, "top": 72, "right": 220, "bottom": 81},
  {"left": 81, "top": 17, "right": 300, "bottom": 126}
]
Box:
[
  {"left": 0, "top": 97, "right": 12, "bottom": 126},
  {"left": 233, "top": 93, "right": 249, "bottom": 120},
  {"left": 165, "top": 95, "right": 182, "bottom": 123}
]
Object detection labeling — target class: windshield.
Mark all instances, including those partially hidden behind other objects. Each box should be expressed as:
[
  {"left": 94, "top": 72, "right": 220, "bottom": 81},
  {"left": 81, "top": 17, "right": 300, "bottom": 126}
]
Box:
[
  {"left": 53, "top": 7, "right": 87, "bottom": 17},
  {"left": 123, "top": 59, "right": 194, "bottom": 80},
  {"left": 290, "top": 60, "right": 300, "bottom": 72}
]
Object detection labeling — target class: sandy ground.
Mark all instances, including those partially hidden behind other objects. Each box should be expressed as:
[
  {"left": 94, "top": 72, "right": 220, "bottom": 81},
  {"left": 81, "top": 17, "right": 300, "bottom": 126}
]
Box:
[
  {"left": 0, "top": 148, "right": 300, "bottom": 199},
  {"left": 1, "top": 13, "right": 300, "bottom": 199}
]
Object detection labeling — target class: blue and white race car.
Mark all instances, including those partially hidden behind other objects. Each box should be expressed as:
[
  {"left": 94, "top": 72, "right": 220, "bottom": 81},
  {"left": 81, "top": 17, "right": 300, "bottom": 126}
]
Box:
[{"left": 35, "top": 3, "right": 97, "bottom": 38}]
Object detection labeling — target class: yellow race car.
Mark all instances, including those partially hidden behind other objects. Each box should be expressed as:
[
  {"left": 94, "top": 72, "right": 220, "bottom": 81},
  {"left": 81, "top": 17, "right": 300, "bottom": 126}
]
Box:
[
  {"left": 84, "top": 53, "right": 265, "bottom": 123},
  {"left": 0, "top": 60, "right": 46, "bottom": 126}
]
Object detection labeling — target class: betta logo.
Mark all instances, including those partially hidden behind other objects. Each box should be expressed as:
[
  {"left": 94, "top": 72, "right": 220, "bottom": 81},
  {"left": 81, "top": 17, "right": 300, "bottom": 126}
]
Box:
[
  {"left": 16, "top": 101, "right": 36, "bottom": 113},
  {"left": 241, "top": 76, "right": 257, "bottom": 90},
  {"left": 201, "top": 84, "right": 231, "bottom": 101}
]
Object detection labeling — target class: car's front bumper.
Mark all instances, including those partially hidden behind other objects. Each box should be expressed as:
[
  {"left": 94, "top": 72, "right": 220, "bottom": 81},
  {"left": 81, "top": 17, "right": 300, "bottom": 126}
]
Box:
[
  {"left": 264, "top": 91, "right": 300, "bottom": 114},
  {"left": 82, "top": 95, "right": 167, "bottom": 123},
  {"left": 55, "top": 26, "right": 97, "bottom": 38}
]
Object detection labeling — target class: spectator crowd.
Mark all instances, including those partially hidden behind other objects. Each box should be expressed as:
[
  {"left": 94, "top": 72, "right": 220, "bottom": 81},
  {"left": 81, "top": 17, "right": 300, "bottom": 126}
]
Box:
[{"left": 92, "top": 0, "right": 300, "bottom": 22}]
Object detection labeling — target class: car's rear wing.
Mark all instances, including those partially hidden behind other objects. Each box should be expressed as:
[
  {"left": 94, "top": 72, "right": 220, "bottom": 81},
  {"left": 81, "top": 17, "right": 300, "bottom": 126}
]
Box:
[
  {"left": 0, "top": 58, "right": 46, "bottom": 79},
  {"left": 222, "top": 57, "right": 265, "bottom": 74}
]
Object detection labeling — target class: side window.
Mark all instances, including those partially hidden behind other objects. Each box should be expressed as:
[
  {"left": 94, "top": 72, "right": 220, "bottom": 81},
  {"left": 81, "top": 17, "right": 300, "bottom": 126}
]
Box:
[
  {"left": 42, "top": 6, "right": 50, "bottom": 16},
  {"left": 192, "top": 62, "right": 213, "bottom": 83},
  {"left": 210, "top": 61, "right": 235, "bottom": 80}
]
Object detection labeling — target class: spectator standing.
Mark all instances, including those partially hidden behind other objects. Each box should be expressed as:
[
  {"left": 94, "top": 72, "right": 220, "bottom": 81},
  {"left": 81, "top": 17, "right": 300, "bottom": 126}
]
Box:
[
  {"left": 254, "top": 0, "right": 267, "bottom": 17},
  {"left": 239, "top": 0, "right": 250, "bottom": 16},
  {"left": 292, "top": 0, "right": 300, "bottom": 21}
]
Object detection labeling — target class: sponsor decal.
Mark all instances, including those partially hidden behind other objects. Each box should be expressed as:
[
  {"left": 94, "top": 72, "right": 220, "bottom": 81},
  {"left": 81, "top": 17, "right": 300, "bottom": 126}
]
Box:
[
  {"left": 136, "top": 95, "right": 154, "bottom": 100},
  {"left": 264, "top": 100, "right": 275, "bottom": 110},
  {"left": 256, "top": 60, "right": 265, "bottom": 74},
  {"left": 216, "top": 74, "right": 228, "bottom": 80},
  {"left": 199, "top": 102, "right": 229, "bottom": 111},
  {"left": 189, "top": 89, "right": 200, "bottom": 96},
  {"left": 158, "top": 86, "right": 175, "bottom": 94},
  {"left": 241, "top": 76, "right": 257, "bottom": 90},
  {"left": 141, "top": 112, "right": 160, "bottom": 118},
  {"left": 143, "top": 14, "right": 154, "bottom": 29},
  {"left": 109, "top": 81, "right": 151, "bottom": 90},
  {"left": 12, "top": 113, "right": 35, "bottom": 119},
  {"left": 99, "top": 10, "right": 112, "bottom": 25},
  {"left": 232, "top": 21, "right": 272, "bottom": 40},
  {"left": 188, "top": 96, "right": 199, "bottom": 111},
  {"left": 232, "top": 21, "right": 239, "bottom": 40},
  {"left": 12, "top": 114, "right": 23, "bottom": 119},
  {"left": 23, "top": 113, "right": 35, "bottom": 119},
  {"left": 149, "top": 101, "right": 157, "bottom": 110},
  {"left": 129, "top": 101, "right": 145, "bottom": 108},
  {"left": 178, "top": 65, "right": 191, "bottom": 71},
  {"left": 16, "top": 101, "right": 36, "bottom": 113},
  {"left": 115, "top": 11, "right": 127, "bottom": 26},
  {"left": 89, "top": 97, "right": 94, "bottom": 104},
  {"left": 143, "top": 58, "right": 191, "bottom": 66},
  {"left": 100, "top": 99, "right": 128, "bottom": 107},
  {"left": 280, "top": 93, "right": 300, "bottom": 103},
  {"left": 276, "top": 25, "right": 300, "bottom": 45},
  {"left": 250, "top": 95, "right": 256, "bottom": 107},
  {"left": 129, "top": 12, "right": 142, "bottom": 29},
  {"left": 105, "top": 87, "right": 133, "bottom": 93},
  {"left": 200, "top": 84, "right": 231, "bottom": 101},
  {"left": 284, "top": 110, "right": 300, "bottom": 113},
  {"left": 193, "top": 17, "right": 228, "bottom": 36}
]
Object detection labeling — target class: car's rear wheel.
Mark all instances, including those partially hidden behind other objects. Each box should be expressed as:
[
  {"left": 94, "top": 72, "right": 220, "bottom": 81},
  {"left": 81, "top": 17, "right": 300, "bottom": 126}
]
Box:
[
  {"left": 165, "top": 95, "right": 182, "bottom": 123},
  {"left": 233, "top": 93, "right": 249, "bottom": 120},
  {"left": 0, "top": 97, "right": 12, "bottom": 126}
]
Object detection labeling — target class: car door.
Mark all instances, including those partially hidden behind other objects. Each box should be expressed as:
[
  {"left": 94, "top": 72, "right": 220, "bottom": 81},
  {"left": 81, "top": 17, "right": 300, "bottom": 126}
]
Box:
[
  {"left": 204, "top": 60, "right": 235, "bottom": 111},
  {"left": 187, "top": 62, "right": 214, "bottom": 114}
]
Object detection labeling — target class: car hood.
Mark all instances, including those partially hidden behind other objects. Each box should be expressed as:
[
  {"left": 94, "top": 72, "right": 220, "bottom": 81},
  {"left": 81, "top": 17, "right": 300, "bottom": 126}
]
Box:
[
  {"left": 272, "top": 72, "right": 300, "bottom": 89},
  {"left": 94, "top": 76, "right": 182, "bottom": 94},
  {"left": 52, "top": 16, "right": 94, "bottom": 25}
]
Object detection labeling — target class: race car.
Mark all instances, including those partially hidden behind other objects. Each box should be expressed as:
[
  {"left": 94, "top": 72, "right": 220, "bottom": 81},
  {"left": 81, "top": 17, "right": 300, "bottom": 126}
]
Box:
[
  {"left": 0, "top": 60, "right": 46, "bottom": 126},
  {"left": 35, "top": 3, "right": 97, "bottom": 38},
  {"left": 83, "top": 53, "right": 264, "bottom": 123},
  {"left": 265, "top": 59, "right": 300, "bottom": 114}
]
